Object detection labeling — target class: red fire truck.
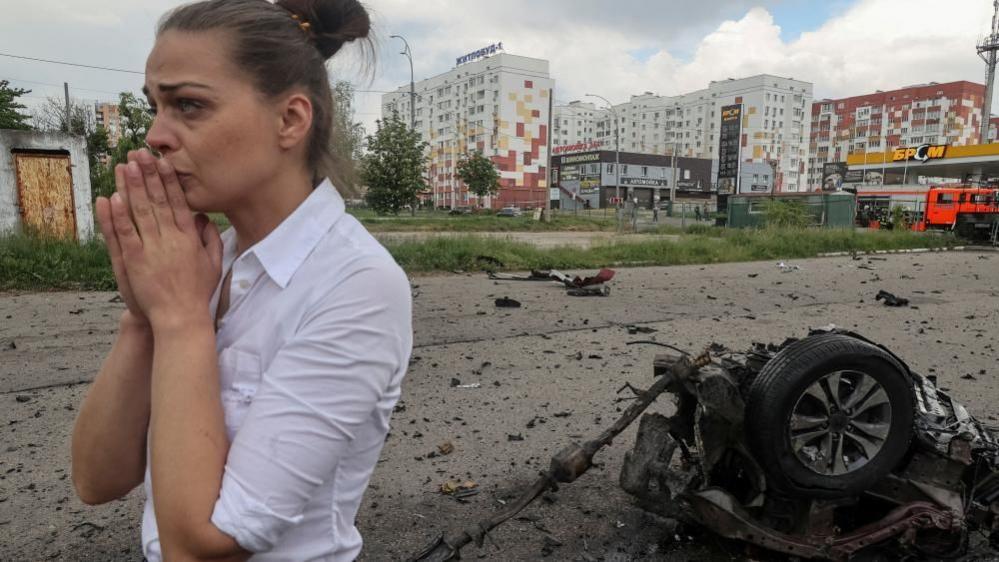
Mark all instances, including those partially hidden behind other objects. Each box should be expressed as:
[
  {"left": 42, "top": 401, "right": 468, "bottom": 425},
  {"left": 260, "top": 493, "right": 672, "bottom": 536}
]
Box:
[{"left": 855, "top": 184, "right": 999, "bottom": 239}]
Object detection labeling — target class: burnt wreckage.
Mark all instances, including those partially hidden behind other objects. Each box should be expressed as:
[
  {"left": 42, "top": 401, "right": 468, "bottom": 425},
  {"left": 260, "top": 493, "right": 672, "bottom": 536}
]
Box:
[{"left": 411, "top": 329, "right": 999, "bottom": 561}]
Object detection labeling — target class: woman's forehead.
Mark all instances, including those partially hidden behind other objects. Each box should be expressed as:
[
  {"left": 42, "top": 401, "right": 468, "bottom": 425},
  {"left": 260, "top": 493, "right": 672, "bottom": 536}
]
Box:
[{"left": 146, "top": 30, "right": 235, "bottom": 89}]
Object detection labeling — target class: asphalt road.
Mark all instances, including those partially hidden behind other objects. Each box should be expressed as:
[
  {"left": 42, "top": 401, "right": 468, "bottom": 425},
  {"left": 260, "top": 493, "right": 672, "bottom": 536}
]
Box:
[{"left": 1, "top": 250, "right": 997, "bottom": 561}]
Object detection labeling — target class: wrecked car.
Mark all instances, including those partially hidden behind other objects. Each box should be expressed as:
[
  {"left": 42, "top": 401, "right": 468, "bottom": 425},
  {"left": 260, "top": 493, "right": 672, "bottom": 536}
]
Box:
[{"left": 411, "top": 328, "right": 999, "bottom": 561}]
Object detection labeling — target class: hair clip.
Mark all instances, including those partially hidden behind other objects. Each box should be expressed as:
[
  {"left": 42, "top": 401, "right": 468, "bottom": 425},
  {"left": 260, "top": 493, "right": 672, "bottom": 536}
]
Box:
[{"left": 290, "top": 13, "right": 311, "bottom": 34}]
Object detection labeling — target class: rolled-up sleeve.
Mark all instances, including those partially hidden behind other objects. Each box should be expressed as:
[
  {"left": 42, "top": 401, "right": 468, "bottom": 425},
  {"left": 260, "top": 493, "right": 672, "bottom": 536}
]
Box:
[{"left": 210, "top": 259, "right": 412, "bottom": 552}]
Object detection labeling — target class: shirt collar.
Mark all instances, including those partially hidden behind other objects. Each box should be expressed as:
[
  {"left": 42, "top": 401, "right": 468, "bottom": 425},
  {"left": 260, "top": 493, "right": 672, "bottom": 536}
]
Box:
[{"left": 224, "top": 178, "right": 345, "bottom": 289}]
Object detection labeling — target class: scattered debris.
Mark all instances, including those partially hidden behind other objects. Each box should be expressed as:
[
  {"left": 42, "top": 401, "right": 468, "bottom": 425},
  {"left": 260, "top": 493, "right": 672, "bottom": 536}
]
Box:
[
  {"left": 494, "top": 297, "right": 522, "bottom": 308},
  {"left": 437, "top": 442, "right": 454, "bottom": 456},
  {"left": 15, "top": 395, "right": 31, "bottom": 403},
  {"left": 507, "top": 433, "right": 524, "bottom": 441},
  {"left": 567, "top": 285, "right": 611, "bottom": 297},
  {"left": 776, "top": 261, "right": 801, "bottom": 272},
  {"left": 4, "top": 341, "right": 15, "bottom": 350},
  {"left": 627, "top": 326, "right": 657, "bottom": 335},
  {"left": 455, "top": 383, "right": 481, "bottom": 389},
  {"left": 409, "top": 328, "right": 999, "bottom": 562},
  {"left": 876, "top": 289, "right": 910, "bottom": 307},
  {"left": 441, "top": 480, "right": 479, "bottom": 499}
]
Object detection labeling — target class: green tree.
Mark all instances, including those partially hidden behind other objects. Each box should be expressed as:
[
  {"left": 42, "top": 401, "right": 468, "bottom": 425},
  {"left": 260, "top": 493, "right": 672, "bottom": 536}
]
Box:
[
  {"left": 456, "top": 150, "right": 500, "bottom": 204},
  {"left": 115, "top": 92, "right": 152, "bottom": 153},
  {"left": 360, "top": 112, "right": 427, "bottom": 215},
  {"left": 0, "top": 80, "right": 33, "bottom": 130},
  {"left": 761, "top": 198, "right": 812, "bottom": 228},
  {"left": 330, "top": 80, "right": 366, "bottom": 194}
]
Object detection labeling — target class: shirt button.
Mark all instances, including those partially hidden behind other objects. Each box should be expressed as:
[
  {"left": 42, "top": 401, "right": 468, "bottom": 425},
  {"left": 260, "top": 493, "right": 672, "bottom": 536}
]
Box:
[{"left": 238, "top": 280, "right": 250, "bottom": 290}]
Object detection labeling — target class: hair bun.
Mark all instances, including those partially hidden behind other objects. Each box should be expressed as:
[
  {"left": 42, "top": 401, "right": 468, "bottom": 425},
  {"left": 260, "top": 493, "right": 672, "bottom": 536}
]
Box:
[{"left": 276, "top": 0, "right": 370, "bottom": 59}]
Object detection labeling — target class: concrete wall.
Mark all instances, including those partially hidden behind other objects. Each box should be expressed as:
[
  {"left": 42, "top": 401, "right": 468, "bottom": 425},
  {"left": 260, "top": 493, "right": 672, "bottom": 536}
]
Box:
[{"left": 0, "top": 129, "right": 94, "bottom": 242}]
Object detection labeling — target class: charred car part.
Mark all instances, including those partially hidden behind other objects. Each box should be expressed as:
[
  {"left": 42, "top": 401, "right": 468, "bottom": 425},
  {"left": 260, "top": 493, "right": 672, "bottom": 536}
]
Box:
[
  {"left": 622, "top": 329, "right": 999, "bottom": 560},
  {"left": 409, "top": 329, "right": 999, "bottom": 561}
]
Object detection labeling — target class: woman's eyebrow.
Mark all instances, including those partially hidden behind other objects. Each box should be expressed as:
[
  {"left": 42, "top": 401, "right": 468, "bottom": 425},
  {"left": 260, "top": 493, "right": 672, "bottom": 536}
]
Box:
[{"left": 142, "top": 82, "right": 213, "bottom": 96}]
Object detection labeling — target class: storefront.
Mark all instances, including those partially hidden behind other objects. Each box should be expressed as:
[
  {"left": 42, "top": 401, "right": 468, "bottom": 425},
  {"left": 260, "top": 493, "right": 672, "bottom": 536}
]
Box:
[{"left": 551, "top": 150, "right": 713, "bottom": 209}]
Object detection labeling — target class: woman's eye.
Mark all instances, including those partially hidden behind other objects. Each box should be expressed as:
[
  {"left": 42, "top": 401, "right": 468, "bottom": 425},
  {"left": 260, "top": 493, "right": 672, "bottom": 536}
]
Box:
[
  {"left": 178, "top": 99, "right": 201, "bottom": 113},
  {"left": 147, "top": 106, "right": 158, "bottom": 117}
]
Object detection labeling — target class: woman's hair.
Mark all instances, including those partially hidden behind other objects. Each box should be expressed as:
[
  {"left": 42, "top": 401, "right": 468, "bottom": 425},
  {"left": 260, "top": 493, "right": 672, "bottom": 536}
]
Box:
[{"left": 157, "top": 0, "right": 371, "bottom": 194}]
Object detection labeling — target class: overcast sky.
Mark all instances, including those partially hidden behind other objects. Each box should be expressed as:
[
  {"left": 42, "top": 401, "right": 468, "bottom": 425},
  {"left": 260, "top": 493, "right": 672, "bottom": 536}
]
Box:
[{"left": 2, "top": 0, "right": 997, "bottom": 136}]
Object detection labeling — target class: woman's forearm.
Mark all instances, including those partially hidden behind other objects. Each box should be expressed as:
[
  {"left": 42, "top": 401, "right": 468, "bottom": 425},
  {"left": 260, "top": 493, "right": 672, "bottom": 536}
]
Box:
[
  {"left": 149, "top": 316, "right": 242, "bottom": 559},
  {"left": 71, "top": 311, "right": 154, "bottom": 505}
]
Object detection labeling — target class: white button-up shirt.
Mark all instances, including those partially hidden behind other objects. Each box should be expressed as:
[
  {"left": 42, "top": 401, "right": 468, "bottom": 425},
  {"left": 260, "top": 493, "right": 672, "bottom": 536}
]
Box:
[{"left": 141, "top": 179, "right": 413, "bottom": 561}]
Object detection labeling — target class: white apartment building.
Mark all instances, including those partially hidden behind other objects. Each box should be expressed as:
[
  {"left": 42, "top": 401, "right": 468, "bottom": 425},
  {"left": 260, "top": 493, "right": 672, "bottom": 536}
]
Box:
[
  {"left": 552, "top": 75, "right": 813, "bottom": 192},
  {"left": 382, "top": 52, "right": 554, "bottom": 209}
]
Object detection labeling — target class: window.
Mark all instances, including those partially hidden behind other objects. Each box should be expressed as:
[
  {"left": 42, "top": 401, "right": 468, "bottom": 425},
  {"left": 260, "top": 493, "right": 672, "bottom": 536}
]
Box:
[
  {"left": 622, "top": 165, "right": 629, "bottom": 174},
  {"left": 936, "top": 193, "right": 954, "bottom": 204},
  {"left": 642, "top": 166, "right": 648, "bottom": 176}
]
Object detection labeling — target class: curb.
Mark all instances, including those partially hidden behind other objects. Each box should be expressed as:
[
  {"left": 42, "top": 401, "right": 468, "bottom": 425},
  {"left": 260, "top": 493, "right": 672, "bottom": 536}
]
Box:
[{"left": 817, "top": 246, "right": 998, "bottom": 258}]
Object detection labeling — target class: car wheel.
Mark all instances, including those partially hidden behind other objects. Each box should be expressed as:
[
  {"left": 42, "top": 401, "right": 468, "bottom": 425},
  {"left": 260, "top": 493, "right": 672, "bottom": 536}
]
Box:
[{"left": 745, "top": 333, "right": 914, "bottom": 498}]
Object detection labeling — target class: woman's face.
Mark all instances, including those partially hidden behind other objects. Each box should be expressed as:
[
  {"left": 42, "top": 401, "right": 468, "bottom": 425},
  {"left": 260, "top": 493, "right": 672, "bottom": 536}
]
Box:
[{"left": 143, "top": 30, "right": 287, "bottom": 212}]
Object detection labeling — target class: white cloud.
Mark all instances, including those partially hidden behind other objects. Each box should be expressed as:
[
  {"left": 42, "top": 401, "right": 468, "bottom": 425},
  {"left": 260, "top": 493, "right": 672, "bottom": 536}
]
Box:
[{"left": 2, "top": 0, "right": 996, "bottom": 137}]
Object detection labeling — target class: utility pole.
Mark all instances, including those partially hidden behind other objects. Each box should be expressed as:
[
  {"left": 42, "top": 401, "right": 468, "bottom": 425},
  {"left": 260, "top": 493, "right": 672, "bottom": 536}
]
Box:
[
  {"left": 977, "top": 0, "right": 999, "bottom": 144},
  {"left": 586, "top": 93, "right": 620, "bottom": 230},
  {"left": 546, "top": 85, "right": 553, "bottom": 221},
  {"left": 671, "top": 104, "right": 679, "bottom": 207},
  {"left": 64, "top": 82, "right": 70, "bottom": 133}
]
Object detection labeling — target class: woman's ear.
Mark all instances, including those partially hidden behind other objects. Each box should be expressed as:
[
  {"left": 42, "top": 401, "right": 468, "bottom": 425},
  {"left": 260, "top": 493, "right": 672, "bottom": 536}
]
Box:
[{"left": 277, "top": 92, "right": 313, "bottom": 150}]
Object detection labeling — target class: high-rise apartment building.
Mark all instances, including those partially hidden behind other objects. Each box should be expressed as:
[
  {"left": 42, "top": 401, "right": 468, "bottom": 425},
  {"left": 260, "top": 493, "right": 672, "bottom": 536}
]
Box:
[
  {"left": 807, "top": 81, "right": 985, "bottom": 189},
  {"left": 552, "top": 75, "right": 813, "bottom": 192},
  {"left": 94, "top": 102, "right": 122, "bottom": 148},
  {"left": 382, "top": 51, "right": 554, "bottom": 209}
]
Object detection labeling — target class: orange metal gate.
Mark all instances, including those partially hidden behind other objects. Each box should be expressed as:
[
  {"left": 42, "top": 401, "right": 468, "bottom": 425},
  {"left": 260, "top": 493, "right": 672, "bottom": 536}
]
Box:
[{"left": 14, "top": 153, "right": 77, "bottom": 240}]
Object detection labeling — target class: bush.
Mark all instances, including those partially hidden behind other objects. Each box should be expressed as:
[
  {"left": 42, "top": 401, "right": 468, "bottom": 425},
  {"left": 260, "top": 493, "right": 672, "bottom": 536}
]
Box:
[{"left": 761, "top": 199, "right": 813, "bottom": 228}]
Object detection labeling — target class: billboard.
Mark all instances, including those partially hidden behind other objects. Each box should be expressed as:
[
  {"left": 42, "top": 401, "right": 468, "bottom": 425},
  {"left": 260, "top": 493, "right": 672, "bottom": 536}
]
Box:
[
  {"left": 717, "top": 104, "right": 742, "bottom": 193},
  {"left": 822, "top": 162, "right": 847, "bottom": 191}
]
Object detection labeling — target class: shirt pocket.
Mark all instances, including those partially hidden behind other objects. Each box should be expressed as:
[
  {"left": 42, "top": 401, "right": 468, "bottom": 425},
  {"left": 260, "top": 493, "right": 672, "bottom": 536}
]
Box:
[{"left": 218, "top": 347, "right": 263, "bottom": 434}]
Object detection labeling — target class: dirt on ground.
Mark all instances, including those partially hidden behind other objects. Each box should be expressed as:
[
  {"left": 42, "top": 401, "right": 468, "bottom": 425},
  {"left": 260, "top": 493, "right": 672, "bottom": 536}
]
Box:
[{"left": 1, "top": 250, "right": 997, "bottom": 561}]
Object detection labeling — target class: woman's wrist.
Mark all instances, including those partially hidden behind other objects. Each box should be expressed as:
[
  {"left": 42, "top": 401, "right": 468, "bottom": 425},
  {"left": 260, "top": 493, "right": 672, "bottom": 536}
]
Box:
[{"left": 119, "top": 310, "right": 152, "bottom": 339}]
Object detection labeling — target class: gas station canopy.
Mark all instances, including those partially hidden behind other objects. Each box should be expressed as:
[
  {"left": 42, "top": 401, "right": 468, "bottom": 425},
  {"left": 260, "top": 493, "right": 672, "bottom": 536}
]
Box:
[{"left": 846, "top": 143, "right": 999, "bottom": 183}]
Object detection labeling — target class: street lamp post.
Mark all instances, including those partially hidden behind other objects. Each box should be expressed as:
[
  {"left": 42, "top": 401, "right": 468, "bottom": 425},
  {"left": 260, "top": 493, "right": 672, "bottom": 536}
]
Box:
[
  {"left": 389, "top": 35, "right": 416, "bottom": 130},
  {"left": 585, "top": 93, "right": 620, "bottom": 229}
]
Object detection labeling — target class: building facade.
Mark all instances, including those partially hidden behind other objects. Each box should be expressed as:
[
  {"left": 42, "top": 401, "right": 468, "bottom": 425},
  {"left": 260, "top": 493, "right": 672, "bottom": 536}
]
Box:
[
  {"left": 94, "top": 102, "right": 122, "bottom": 148},
  {"left": 807, "top": 81, "right": 986, "bottom": 190},
  {"left": 382, "top": 52, "right": 554, "bottom": 209},
  {"left": 551, "top": 75, "right": 813, "bottom": 192},
  {"left": 551, "top": 150, "right": 713, "bottom": 209}
]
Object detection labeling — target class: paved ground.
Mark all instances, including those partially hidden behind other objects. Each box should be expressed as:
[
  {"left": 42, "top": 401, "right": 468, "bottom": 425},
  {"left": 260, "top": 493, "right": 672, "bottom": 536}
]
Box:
[{"left": 1, "top": 250, "right": 997, "bottom": 561}]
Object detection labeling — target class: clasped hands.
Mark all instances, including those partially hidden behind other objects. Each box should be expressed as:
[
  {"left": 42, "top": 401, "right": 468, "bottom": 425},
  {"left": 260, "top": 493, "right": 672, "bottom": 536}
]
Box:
[{"left": 95, "top": 149, "right": 223, "bottom": 332}]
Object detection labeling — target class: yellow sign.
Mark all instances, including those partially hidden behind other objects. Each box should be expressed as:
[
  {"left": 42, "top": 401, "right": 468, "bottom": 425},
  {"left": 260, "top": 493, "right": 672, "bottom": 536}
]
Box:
[{"left": 891, "top": 144, "right": 947, "bottom": 163}]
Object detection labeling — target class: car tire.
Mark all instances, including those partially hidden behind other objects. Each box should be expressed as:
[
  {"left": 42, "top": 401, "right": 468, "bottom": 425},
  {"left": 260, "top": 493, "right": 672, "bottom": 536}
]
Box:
[{"left": 745, "top": 333, "right": 914, "bottom": 499}]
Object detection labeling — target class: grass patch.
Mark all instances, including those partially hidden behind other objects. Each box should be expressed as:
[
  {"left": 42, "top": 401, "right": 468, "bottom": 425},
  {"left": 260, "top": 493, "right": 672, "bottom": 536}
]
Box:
[
  {"left": 0, "top": 234, "right": 115, "bottom": 291},
  {"left": 385, "top": 228, "right": 959, "bottom": 273},
  {"left": 0, "top": 228, "right": 960, "bottom": 291},
  {"left": 348, "top": 208, "right": 618, "bottom": 232}
]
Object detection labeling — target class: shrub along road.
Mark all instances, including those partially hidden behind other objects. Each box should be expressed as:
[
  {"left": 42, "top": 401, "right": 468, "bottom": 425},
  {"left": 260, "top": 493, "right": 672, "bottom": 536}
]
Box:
[{"left": 0, "top": 251, "right": 996, "bottom": 560}]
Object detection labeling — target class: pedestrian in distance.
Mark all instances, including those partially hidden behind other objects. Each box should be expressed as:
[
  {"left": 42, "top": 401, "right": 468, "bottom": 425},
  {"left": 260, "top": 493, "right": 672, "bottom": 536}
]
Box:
[
  {"left": 694, "top": 205, "right": 702, "bottom": 222},
  {"left": 70, "top": 1, "right": 412, "bottom": 560}
]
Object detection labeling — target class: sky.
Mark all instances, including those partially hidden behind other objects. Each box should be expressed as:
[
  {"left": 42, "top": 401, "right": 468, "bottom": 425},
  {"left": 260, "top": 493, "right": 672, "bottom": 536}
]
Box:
[{"left": 1, "top": 0, "right": 997, "bottom": 137}]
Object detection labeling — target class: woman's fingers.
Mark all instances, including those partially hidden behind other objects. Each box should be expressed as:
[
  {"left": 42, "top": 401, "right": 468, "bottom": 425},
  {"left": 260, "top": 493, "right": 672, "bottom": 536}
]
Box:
[
  {"left": 124, "top": 160, "right": 159, "bottom": 241},
  {"left": 199, "top": 217, "right": 224, "bottom": 274},
  {"left": 109, "top": 192, "right": 143, "bottom": 258},
  {"left": 156, "top": 157, "right": 195, "bottom": 233},
  {"left": 96, "top": 197, "right": 125, "bottom": 271},
  {"left": 135, "top": 149, "right": 176, "bottom": 231}
]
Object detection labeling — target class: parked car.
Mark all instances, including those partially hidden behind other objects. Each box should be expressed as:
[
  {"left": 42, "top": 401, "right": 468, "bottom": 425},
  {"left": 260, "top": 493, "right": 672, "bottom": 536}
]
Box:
[{"left": 496, "top": 207, "right": 522, "bottom": 217}]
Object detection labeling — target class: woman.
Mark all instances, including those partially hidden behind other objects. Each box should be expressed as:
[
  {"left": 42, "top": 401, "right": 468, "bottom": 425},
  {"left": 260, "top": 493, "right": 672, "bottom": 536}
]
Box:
[{"left": 70, "top": 1, "right": 413, "bottom": 560}]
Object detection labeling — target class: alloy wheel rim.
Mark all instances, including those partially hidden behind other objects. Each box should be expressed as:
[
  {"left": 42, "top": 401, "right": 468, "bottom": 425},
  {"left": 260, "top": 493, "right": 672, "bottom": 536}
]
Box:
[{"left": 787, "top": 370, "right": 893, "bottom": 476}]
